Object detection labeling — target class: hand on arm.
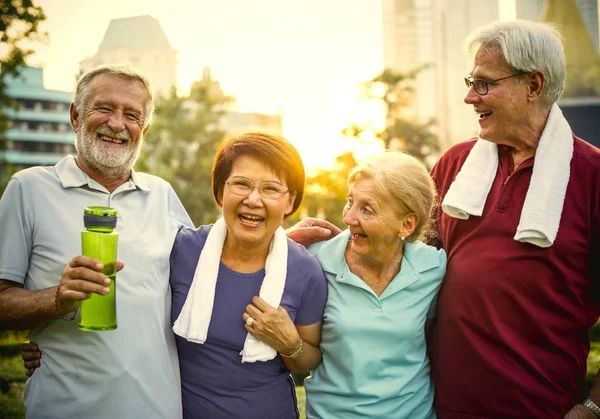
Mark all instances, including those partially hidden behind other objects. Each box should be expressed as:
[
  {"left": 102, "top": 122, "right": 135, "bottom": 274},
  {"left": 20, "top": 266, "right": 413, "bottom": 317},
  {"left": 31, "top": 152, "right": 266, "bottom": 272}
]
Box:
[
  {"left": 0, "top": 256, "right": 123, "bottom": 330},
  {"left": 286, "top": 217, "right": 341, "bottom": 247},
  {"left": 243, "top": 296, "right": 322, "bottom": 372}
]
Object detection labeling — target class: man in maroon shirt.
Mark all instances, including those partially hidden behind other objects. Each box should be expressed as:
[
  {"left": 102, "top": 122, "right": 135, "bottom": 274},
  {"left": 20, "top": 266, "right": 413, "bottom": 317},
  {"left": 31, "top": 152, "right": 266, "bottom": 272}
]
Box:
[{"left": 430, "top": 20, "right": 600, "bottom": 419}]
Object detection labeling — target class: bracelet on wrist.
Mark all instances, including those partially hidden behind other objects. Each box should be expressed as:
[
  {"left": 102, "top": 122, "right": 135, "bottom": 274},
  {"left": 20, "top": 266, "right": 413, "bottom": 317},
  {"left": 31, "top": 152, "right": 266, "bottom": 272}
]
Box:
[
  {"left": 583, "top": 398, "right": 600, "bottom": 418},
  {"left": 279, "top": 340, "right": 303, "bottom": 359},
  {"left": 54, "top": 286, "right": 77, "bottom": 321}
]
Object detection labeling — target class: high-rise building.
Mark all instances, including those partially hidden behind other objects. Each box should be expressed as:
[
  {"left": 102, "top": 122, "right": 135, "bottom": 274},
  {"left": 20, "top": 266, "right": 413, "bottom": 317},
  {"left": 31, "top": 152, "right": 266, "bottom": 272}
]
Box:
[
  {"left": 515, "top": 0, "right": 546, "bottom": 20},
  {"left": 382, "top": 0, "right": 500, "bottom": 149},
  {"left": 184, "top": 67, "right": 283, "bottom": 136},
  {"left": 516, "top": 0, "right": 599, "bottom": 52},
  {"left": 79, "top": 15, "right": 177, "bottom": 97},
  {"left": 382, "top": 0, "right": 437, "bottom": 123},
  {"left": 0, "top": 67, "right": 75, "bottom": 171}
]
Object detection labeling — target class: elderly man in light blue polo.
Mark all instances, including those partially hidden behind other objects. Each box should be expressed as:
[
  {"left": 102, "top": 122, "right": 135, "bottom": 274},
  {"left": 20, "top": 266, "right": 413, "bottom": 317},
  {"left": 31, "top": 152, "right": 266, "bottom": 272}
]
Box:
[{"left": 0, "top": 64, "right": 193, "bottom": 418}]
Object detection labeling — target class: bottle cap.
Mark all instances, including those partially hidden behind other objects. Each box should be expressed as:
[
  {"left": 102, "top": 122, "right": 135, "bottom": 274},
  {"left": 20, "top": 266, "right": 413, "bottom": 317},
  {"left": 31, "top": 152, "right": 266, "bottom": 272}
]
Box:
[{"left": 83, "top": 206, "right": 118, "bottom": 229}]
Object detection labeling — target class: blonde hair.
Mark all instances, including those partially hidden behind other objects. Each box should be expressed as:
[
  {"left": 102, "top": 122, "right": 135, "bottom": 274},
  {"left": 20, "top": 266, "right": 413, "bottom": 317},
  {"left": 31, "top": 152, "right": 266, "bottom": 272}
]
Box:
[{"left": 348, "top": 151, "right": 437, "bottom": 241}]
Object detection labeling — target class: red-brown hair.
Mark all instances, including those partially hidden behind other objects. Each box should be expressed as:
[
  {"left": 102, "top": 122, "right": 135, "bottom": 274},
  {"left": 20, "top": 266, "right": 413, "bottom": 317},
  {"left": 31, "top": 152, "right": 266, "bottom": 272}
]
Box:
[{"left": 212, "top": 132, "right": 305, "bottom": 218}]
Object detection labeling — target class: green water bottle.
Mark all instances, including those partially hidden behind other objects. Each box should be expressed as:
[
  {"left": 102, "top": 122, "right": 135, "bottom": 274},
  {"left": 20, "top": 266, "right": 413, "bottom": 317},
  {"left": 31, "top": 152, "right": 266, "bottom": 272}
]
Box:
[{"left": 79, "top": 206, "right": 119, "bottom": 331}]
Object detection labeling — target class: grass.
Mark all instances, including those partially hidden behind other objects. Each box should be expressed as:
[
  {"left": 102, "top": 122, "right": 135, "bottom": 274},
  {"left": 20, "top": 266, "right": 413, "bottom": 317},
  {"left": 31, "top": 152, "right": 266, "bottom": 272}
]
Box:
[
  {"left": 296, "top": 384, "right": 306, "bottom": 419},
  {"left": 0, "top": 331, "right": 27, "bottom": 419}
]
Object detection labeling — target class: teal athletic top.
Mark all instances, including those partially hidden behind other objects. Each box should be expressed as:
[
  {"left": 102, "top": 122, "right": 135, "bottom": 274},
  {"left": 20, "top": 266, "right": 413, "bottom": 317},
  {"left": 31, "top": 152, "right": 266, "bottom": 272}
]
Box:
[{"left": 304, "top": 229, "right": 446, "bottom": 419}]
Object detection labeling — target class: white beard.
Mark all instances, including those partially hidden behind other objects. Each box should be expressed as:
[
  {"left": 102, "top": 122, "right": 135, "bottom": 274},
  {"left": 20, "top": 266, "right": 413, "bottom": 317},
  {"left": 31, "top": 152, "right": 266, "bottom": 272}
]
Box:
[{"left": 75, "top": 122, "right": 142, "bottom": 181}]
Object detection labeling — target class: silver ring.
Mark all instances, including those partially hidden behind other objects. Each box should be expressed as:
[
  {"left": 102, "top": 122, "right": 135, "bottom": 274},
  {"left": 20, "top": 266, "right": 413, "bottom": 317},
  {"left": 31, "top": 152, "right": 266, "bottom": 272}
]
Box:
[{"left": 246, "top": 317, "right": 254, "bottom": 327}]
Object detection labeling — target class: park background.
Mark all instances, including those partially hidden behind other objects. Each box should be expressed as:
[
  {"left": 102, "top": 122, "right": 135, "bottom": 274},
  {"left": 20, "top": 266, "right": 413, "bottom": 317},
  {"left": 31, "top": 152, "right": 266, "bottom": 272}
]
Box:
[{"left": 1, "top": 0, "right": 600, "bottom": 417}]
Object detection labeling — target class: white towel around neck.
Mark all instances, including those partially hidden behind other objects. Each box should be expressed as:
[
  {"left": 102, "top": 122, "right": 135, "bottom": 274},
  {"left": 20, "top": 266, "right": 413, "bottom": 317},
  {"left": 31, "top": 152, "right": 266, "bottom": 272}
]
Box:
[
  {"left": 172, "top": 217, "right": 289, "bottom": 363},
  {"left": 441, "top": 103, "right": 574, "bottom": 248}
]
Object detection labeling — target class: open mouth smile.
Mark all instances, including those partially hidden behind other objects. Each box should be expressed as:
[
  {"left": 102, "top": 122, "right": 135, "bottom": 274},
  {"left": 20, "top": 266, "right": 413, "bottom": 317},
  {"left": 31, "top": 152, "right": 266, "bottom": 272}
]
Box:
[
  {"left": 478, "top": 111, "right": 492, "bottom": 120},
  {"left": 238, "top": 213, "right": 265, "bottom": 226},
  {"left": 98, "top": 134, "right": 127, "bottom": 145}
]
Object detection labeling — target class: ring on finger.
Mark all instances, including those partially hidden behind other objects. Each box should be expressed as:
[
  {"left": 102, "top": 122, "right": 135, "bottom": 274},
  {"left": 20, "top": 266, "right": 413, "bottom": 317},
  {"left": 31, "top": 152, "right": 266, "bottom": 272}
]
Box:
[{"left": 246, "top": 317, "right": 255, "bottom": 327}]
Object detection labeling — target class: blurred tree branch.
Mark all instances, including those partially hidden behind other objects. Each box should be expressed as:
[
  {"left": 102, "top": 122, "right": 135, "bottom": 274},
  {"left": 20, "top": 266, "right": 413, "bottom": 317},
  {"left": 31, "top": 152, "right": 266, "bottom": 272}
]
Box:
[
  {"left": 136, "top": 78, "right": 234, "bottom": 226},
  {"left": 345, "top": 66, "right": 440, "bottom": 167}
]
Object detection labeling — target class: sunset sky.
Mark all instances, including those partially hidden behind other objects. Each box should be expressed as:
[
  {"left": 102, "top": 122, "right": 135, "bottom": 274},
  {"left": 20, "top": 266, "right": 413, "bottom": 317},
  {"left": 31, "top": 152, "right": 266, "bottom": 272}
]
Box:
[
  {"left": 28, "top": 1, "right": 517, "bottom": 170},
  {"left": 29, "top": 0, "right": 385, "bottom": 171}
]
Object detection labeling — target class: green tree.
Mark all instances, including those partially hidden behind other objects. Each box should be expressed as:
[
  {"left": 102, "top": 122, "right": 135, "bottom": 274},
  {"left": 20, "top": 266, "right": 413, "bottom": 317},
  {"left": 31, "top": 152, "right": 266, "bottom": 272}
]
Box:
[
  {"left": 0, "top": 0, "right": 46, "bottom": 194},
  {"left": 344, "top": 67, "right": 440, "bottom": 166},
  {"left": 136, "top": 79, "right": 231, "bottom": 226},
  {"left": 299, "top": 152, "right": 357, "bottom": 229}
]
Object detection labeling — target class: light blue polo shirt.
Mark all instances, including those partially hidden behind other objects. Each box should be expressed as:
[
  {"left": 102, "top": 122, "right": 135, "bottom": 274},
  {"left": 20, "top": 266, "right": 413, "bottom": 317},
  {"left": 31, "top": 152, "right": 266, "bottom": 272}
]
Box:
[
  {"left": 0, "top": 155, "right": 193, "bottom": 418},
  {"left": 304, "top": 230, "right": 446, "bottom": 419}
]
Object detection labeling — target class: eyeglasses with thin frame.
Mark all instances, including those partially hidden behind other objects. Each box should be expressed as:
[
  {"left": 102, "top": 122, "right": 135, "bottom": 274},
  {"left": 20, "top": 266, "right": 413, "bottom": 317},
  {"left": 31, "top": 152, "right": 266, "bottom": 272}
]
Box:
[
  {"left": 464, "top": 72, "right": 527, "bottom": 95},
  {"left": 225, "top": 178, "right": 290, "bottom": 200}
]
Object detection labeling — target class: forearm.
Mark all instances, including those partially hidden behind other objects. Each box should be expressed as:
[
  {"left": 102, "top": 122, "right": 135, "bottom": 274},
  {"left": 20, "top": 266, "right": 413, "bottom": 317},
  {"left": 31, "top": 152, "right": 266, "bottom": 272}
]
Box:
[
  {"left": 566, "top": 369, "right": 600, "bottom": 419},
  {"left": 588, "top": 369, "right": 600, "bottom": 405},
  {"left": 0, "top": 284, "right": 59, "bottom": 330},
  {"left": 280, "top": 340, "right": 322, "bottom": 372}
]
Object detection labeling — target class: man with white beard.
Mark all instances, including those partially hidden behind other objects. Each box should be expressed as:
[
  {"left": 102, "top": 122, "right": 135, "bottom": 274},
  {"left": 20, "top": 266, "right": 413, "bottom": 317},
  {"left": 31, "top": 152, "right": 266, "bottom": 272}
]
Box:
[{"left": 0, "top": 65, "right": 193, "bottom": 418}]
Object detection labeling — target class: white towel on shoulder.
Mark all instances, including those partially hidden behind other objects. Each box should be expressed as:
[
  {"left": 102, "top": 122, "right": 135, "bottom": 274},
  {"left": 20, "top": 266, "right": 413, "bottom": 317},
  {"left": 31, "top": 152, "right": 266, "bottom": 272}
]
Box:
[
  {"left": 441, "top": 104, "right": 574, "bottom": 248},
  {"left": 173, "top": 217, "right": 288, "bottom": 363}
]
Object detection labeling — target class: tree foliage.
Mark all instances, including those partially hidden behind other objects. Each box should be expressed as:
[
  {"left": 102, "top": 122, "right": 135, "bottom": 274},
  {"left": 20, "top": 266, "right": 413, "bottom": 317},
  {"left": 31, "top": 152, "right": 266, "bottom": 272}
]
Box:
[
  {"left": 136, "top": 79, "right": 232, "bottom": 226},
  {"left": 299, "top": 152, "right": 357, "bottom": 229},
  {"left": 345, "top": 67, "right": 440, "bottom": 166},
  {"left": 0, "top": 0, "right": 46, "bottom": 196}
]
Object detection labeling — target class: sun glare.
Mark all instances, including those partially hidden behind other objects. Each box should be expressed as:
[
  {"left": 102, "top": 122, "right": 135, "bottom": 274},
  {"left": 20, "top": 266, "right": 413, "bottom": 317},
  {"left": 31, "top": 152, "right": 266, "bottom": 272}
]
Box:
[
  {"left": 282, "top": 77, "right": 386, "bottom": 173},
  {"left": 31, "top": 0, "right": 383, "bottom": 176}
]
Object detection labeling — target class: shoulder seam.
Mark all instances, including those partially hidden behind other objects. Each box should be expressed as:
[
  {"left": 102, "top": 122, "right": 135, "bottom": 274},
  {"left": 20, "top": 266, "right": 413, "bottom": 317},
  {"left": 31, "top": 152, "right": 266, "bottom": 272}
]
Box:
[{"left": 573, "top": 147, "right": 600, "bottom": 172}]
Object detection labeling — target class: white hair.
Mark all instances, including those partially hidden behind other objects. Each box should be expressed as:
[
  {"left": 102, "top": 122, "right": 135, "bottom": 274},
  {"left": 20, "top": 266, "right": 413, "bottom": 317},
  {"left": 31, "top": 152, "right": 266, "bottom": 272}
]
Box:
[
  {"left": 465, "top": 20, "right": 566, "bottom": 105},
  {"left": 73, "top": 64, "right": 154, "bottom": 126}
]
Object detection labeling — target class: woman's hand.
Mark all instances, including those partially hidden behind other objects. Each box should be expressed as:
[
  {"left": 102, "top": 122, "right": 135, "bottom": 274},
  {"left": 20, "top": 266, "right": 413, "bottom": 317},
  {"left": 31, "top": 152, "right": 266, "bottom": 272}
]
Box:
[
  {"left": 21, "top": 341, "right": 41, "bottom": 378},
  {"left": 243, "top": 296, "right": 301, "bottom": 355},
  {"left": 243, "top": 296, "right": 324, "bottom": 372},
  {"left": 285, "top": 218, "right": 341, "bottom": 247}
]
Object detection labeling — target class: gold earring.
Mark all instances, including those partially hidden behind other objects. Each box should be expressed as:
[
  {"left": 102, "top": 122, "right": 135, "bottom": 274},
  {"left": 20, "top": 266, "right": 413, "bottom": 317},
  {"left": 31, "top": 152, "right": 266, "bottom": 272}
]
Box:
[{"left": 401, "top": 236, "right": 405, "bottom": 241}]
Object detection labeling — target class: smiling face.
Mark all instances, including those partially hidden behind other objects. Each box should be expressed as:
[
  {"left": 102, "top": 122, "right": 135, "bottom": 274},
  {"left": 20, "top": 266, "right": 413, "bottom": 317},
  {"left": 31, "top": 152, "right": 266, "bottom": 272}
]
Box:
[
  {"left": 343, "top": 176, "right": 405, "bottom": 260},
  {"left": 72, "top": 73, "right": 150, "bottom": 182},
  {"left": 220, "top": 155, "right": 296, "bottom": 251},
  {"left": 464, "top": 47, "right": 532, "bottom": 146}
]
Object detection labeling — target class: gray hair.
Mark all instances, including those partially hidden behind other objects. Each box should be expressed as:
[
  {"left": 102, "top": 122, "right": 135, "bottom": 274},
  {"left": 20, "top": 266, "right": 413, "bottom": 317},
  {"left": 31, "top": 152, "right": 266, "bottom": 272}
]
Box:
[
  {"left": 464, "top": 20, "right": 566, "bottom": 105},
  {"left": 348, "top": 151, "right": 437, "bottom": 242},
  {"left": 73, "top": 64, "right": 154, "bottom": 126}
]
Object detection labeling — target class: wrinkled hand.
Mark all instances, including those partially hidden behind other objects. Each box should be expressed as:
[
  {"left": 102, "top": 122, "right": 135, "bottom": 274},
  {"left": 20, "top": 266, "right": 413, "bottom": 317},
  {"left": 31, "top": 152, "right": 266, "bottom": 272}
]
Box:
[
  {"left": 286, "top": 217, "right": 341, "bottom": 247},
  {"left": 56, "top": 256, "right": 124, "bottom": 316},
  {"left": 564, "top": 404, "right": 597, "bottom": 419},
  {"left": 243, "top": 296, "right": 301, "bottom": 354},
  {"left": 21, "top": 341, "right": 41, "bottom": 378}
]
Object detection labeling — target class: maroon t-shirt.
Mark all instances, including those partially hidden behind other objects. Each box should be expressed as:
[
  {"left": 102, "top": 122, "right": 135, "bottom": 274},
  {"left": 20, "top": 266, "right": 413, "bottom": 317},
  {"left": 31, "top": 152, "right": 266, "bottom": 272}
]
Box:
[{"left": 430, "top": 136, "right": 600, "bottom": 418}]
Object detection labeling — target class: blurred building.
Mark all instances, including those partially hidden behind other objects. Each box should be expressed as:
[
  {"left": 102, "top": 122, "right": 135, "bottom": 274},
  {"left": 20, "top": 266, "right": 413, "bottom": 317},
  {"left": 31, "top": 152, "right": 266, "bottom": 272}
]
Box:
[
  {"left": 0, "top": 67, "right": 75, "bottom": 171},
  {"left": 79, "top": 15, "right": 177, "bottom": 97},
  {"left": 220, "top": 111, "right": 282, "bottom": 136},
  {"left": 382, "top": 0, "right": 437, "bottom": 123},
  {"left": 185, "top": 68, "right": 282, "bottom": 136},
  {"left": 543, "top": 0, "right": 600, "bottom": 147},
  {"left": 516, "top": 0, "right": 599, "bottom": 52},
  {"left": 381, "top": 0, "right": 500, "bottom": 149}
]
